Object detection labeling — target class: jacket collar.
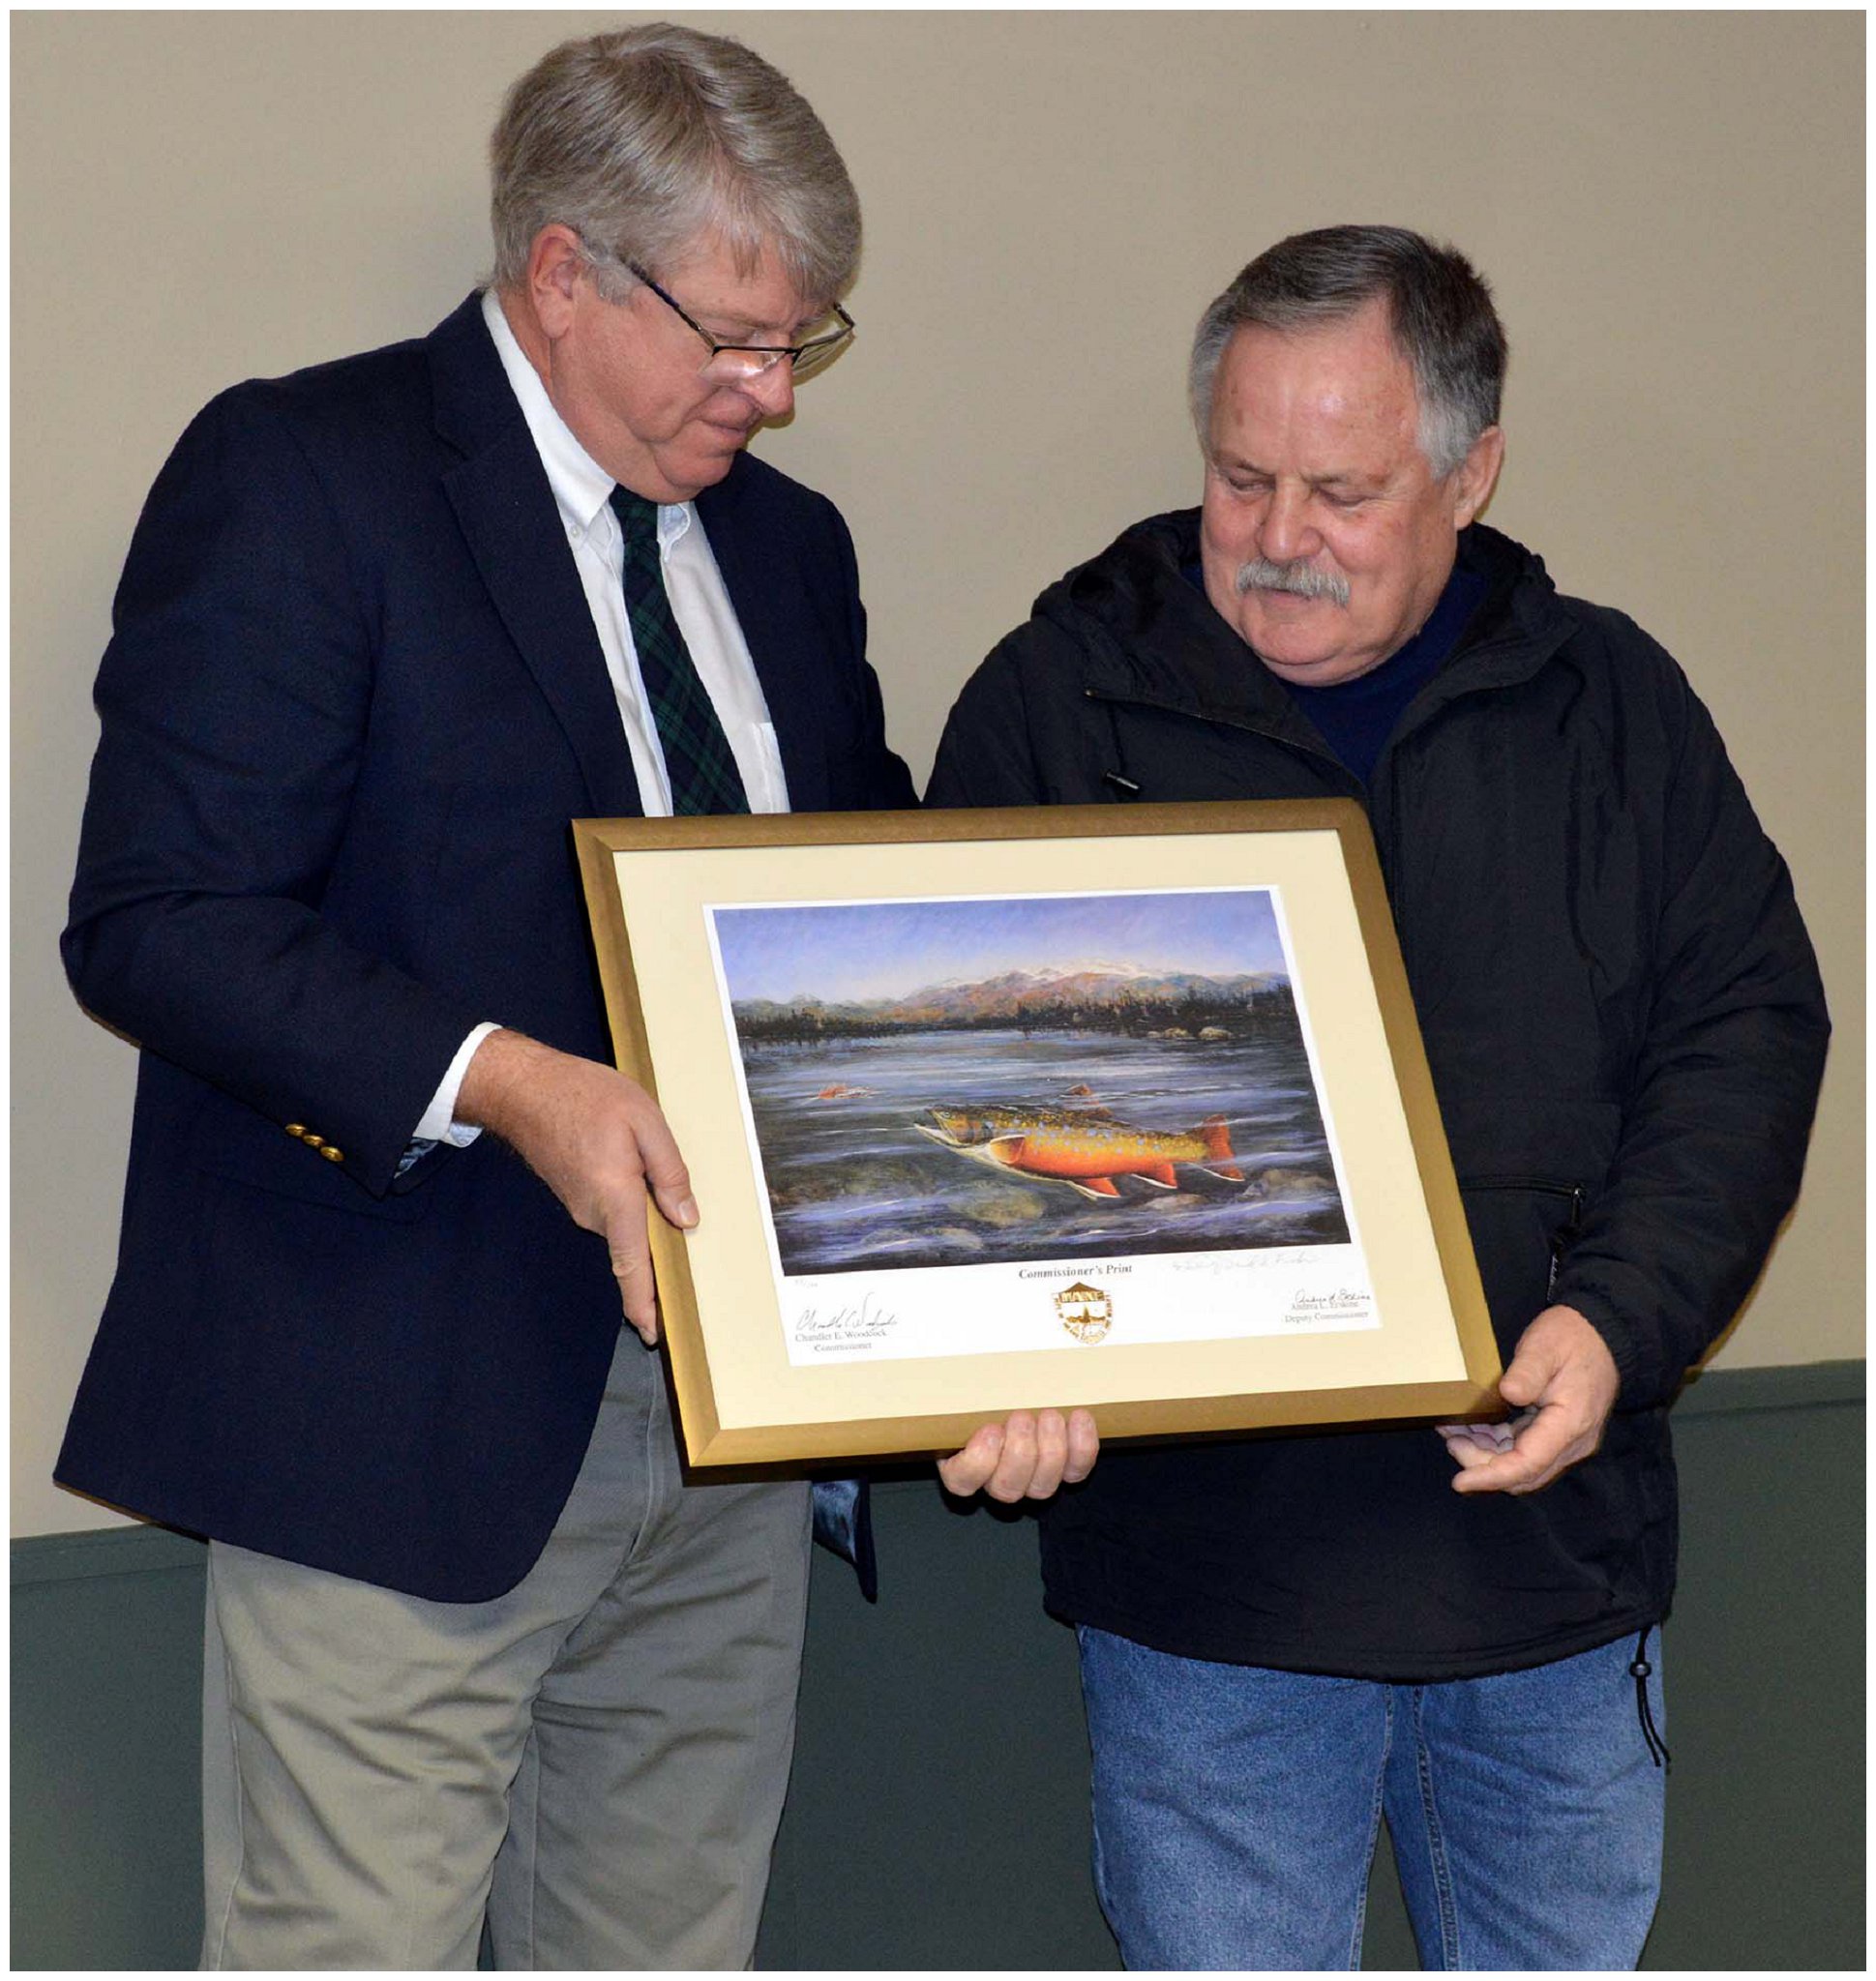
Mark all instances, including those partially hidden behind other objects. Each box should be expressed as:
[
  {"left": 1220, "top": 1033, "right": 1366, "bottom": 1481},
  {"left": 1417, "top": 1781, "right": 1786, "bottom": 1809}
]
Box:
[
  {"left": 1045, "top": 510, "right": 1317, "bottom": 748},
  {"left": 427, "top": 294, "right": 640, "bottom": 814},
  {"left": 1049, "top": 510, "right": 1575, "bottom": 742},
  {"left": 429, "top": 290, "right": 527, "bottom": 458}
]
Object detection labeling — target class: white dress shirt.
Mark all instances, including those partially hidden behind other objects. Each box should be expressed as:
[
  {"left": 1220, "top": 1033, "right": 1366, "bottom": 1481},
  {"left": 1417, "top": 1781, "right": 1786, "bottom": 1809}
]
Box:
[{"left": 409, "top": 291, "right": 791, "bottom": 1145}]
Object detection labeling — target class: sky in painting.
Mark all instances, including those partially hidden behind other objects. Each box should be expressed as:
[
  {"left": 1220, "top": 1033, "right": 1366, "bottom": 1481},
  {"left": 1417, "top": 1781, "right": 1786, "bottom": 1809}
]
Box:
[{"left": 710, "top": 887, "right": 1292, "bottom": 1005}]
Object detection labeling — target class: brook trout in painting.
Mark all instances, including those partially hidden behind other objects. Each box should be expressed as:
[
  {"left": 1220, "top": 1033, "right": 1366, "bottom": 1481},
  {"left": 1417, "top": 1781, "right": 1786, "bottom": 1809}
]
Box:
[{"left": 916, "top": 1102, "right": 1244, "bottom": 1199}]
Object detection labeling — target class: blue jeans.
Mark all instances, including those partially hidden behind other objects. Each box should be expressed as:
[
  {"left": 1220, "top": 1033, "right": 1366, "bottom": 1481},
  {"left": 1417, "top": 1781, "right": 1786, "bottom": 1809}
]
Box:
[{"left": 1079, "top": 1626, "right": 1666, "bottom": 1970}]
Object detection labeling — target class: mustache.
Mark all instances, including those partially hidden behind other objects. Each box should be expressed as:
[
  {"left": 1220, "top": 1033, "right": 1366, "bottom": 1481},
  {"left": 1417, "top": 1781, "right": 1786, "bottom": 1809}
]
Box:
[{"left": 1235, "top": 558, "right": 1352, "bottom": 607}]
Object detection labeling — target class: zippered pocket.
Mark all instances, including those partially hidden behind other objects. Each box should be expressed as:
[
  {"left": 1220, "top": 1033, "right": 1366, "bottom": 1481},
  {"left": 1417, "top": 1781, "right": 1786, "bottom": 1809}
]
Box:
[
  {"left": 1079, "top": 686, "right": 1359, "bottom": 785},
  {"left": 1459, "top": 1175, "right": 1585, "bottom": 1298}
]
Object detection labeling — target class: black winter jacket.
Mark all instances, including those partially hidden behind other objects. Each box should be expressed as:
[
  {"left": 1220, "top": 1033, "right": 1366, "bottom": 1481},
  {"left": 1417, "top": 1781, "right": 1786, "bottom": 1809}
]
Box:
[{"left": 928, "top": 514, "right": 1828, "bottom": 1679}]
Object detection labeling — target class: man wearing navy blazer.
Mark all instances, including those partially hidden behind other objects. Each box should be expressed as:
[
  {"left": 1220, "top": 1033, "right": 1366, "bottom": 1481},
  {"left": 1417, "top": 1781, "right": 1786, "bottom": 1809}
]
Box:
[{"left": 57, "top": 23, "right": 1088, "bottom": 1970}]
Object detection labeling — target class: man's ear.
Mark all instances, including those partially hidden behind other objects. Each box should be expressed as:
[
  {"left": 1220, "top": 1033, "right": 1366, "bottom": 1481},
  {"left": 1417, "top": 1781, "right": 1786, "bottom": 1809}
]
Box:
[
  {"left": 1451, "top": 425, "right": 1505, "bottom": 528},
  {"left": 525, "top": 224, "right": 588, "bottom": 340}
]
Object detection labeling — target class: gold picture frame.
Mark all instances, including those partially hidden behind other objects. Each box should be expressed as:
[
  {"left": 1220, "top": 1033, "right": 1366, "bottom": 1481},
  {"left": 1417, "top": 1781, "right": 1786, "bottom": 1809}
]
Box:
[{"left": 575, "top": 800, "right": 1502, "bottom": 1466}]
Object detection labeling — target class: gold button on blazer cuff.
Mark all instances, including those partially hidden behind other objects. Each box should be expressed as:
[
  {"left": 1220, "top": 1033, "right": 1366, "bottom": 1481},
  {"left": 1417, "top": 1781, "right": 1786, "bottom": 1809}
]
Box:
[
  {"left": 284, "top": 1123, "right": 306, "bottom": 1138},
  {"left": 320, "top": 1145, "right": 344, "bottom": 1164},
  {"left": 304, "top": 1134, "right": 325, "bottom": 1148}
]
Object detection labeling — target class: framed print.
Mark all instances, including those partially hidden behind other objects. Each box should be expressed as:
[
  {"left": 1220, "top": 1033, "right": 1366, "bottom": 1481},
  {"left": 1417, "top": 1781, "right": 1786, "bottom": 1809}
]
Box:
[{"left": 574, "top": 800, "right": 1502, "bottom": 1466}]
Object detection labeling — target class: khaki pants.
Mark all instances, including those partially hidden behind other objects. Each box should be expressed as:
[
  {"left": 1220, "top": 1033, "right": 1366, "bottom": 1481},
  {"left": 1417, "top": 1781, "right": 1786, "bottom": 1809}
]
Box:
[{"left": 199, "top": 1328, "right": 811, "bottom": 1969}]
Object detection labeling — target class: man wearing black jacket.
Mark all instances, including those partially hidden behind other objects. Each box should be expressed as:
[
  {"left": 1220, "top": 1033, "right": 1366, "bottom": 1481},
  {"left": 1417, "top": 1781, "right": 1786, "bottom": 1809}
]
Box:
[{"left": 928, "top": 226, "right": 1827, "bottom": 1969}]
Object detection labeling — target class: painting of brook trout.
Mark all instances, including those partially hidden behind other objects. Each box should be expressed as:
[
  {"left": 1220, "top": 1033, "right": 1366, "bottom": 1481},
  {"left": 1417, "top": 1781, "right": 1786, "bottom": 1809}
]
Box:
[
  {"left": 709, "top": 885, "right": 1350, "bottom": 1272},
  {"left": 916, "top": 1102, "right": 1245, "bottom": 1200}
]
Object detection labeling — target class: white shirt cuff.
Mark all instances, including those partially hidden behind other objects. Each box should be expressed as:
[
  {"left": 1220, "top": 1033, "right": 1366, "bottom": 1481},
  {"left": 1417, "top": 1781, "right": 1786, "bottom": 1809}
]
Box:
[{"left": 414, "top": 1021, "right": 502, "bottom": 1145}]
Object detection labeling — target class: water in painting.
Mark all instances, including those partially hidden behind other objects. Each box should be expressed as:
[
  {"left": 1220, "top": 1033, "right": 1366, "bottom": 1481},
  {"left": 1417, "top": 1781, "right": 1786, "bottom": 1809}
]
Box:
[{"left": 708, "top": 887, "right": 1349, "bottom": 1277}]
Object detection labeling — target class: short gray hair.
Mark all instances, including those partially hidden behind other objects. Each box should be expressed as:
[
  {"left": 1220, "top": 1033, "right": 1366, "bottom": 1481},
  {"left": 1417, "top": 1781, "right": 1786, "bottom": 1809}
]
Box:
[
  {"left": 1189, "top": 225, "right": 1507, "bottom": 479},
  {"left": 490, "top": 22, "right": 860, "bottom": 305}
]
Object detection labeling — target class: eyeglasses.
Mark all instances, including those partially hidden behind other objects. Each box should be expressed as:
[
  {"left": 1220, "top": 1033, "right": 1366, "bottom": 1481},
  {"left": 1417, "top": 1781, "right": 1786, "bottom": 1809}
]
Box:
[{"left": 625, "top": 261, "right": 855, "bottom": 382}]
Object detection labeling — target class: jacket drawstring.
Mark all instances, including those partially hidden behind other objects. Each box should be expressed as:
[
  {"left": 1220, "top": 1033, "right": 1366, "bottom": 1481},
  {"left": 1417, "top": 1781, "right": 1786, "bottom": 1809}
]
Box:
[
  {"left": 1088, "top": 687, "right": 1141, "bottom": 798},
  {"left": 1630, "top": 1626, "right": 1670, "bottom": 1768}
]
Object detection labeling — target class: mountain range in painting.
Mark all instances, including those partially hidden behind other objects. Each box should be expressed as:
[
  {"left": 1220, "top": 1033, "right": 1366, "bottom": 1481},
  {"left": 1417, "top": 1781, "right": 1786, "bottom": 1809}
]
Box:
[{"left": 731, "top": 961, "right": 1295, "bottom": 1041}]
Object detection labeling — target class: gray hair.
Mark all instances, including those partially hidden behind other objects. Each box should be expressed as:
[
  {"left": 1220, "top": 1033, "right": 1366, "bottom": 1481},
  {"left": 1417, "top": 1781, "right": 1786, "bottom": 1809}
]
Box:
[
  {"left": 1189, "top": 226, "right": 1507, "bottom": 479},
  {"left": 490, "top": 23, "right": 860, "bottom": 305}
]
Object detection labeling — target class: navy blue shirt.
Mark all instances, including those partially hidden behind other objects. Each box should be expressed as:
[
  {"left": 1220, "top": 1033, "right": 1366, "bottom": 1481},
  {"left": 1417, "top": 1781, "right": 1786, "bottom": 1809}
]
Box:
[{"left": 1185, "top": 560, "right": 1487, "bottom": 784}]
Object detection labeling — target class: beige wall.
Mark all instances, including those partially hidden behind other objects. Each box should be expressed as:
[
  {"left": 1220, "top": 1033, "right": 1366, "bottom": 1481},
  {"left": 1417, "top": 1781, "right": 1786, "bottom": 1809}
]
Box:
[{"left": 14, "top": 11, "right": 1862, "bottom": 1536}]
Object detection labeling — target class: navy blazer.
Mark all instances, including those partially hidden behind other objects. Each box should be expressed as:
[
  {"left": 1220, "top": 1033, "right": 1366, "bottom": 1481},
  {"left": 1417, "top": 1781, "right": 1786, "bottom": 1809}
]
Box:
[{"left": 58, "top": 294, "right": 913, "bottom": 1600}]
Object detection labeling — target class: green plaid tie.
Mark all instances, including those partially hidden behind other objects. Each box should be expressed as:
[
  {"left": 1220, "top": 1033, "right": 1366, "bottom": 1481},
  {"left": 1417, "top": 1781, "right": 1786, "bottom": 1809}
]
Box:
[{"left": 610, "top": 488, "right": 750, "bottom": 814}]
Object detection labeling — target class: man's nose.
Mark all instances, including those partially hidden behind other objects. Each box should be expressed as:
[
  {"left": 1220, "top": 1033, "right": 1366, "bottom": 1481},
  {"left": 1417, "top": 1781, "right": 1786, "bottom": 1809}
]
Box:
[
  {"left": 739, "top": 358, "right": 795, "bottom": 422},
  {"left": 1257, "top": 483, "right": 1317, "bottom": 565}
]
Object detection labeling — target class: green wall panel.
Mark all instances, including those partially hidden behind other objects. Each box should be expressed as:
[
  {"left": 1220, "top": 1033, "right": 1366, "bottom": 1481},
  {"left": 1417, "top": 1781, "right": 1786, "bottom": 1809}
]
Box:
[
  {"left": 12, "top": 1366, "right": 1864, "bottom": 1970},
  {"left": 12, "top": 1532, "right": 206, "bottom": 1968},
  {"left": 1649, "top": 1387, "right": 1865, "bottom": 1968}
]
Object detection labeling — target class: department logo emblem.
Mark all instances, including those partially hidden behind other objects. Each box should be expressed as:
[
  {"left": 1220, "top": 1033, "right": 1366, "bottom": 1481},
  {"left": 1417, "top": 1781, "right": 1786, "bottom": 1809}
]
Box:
[{"left": 1056, "top": 1280, "right": 1113, "bottom": 1344}]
